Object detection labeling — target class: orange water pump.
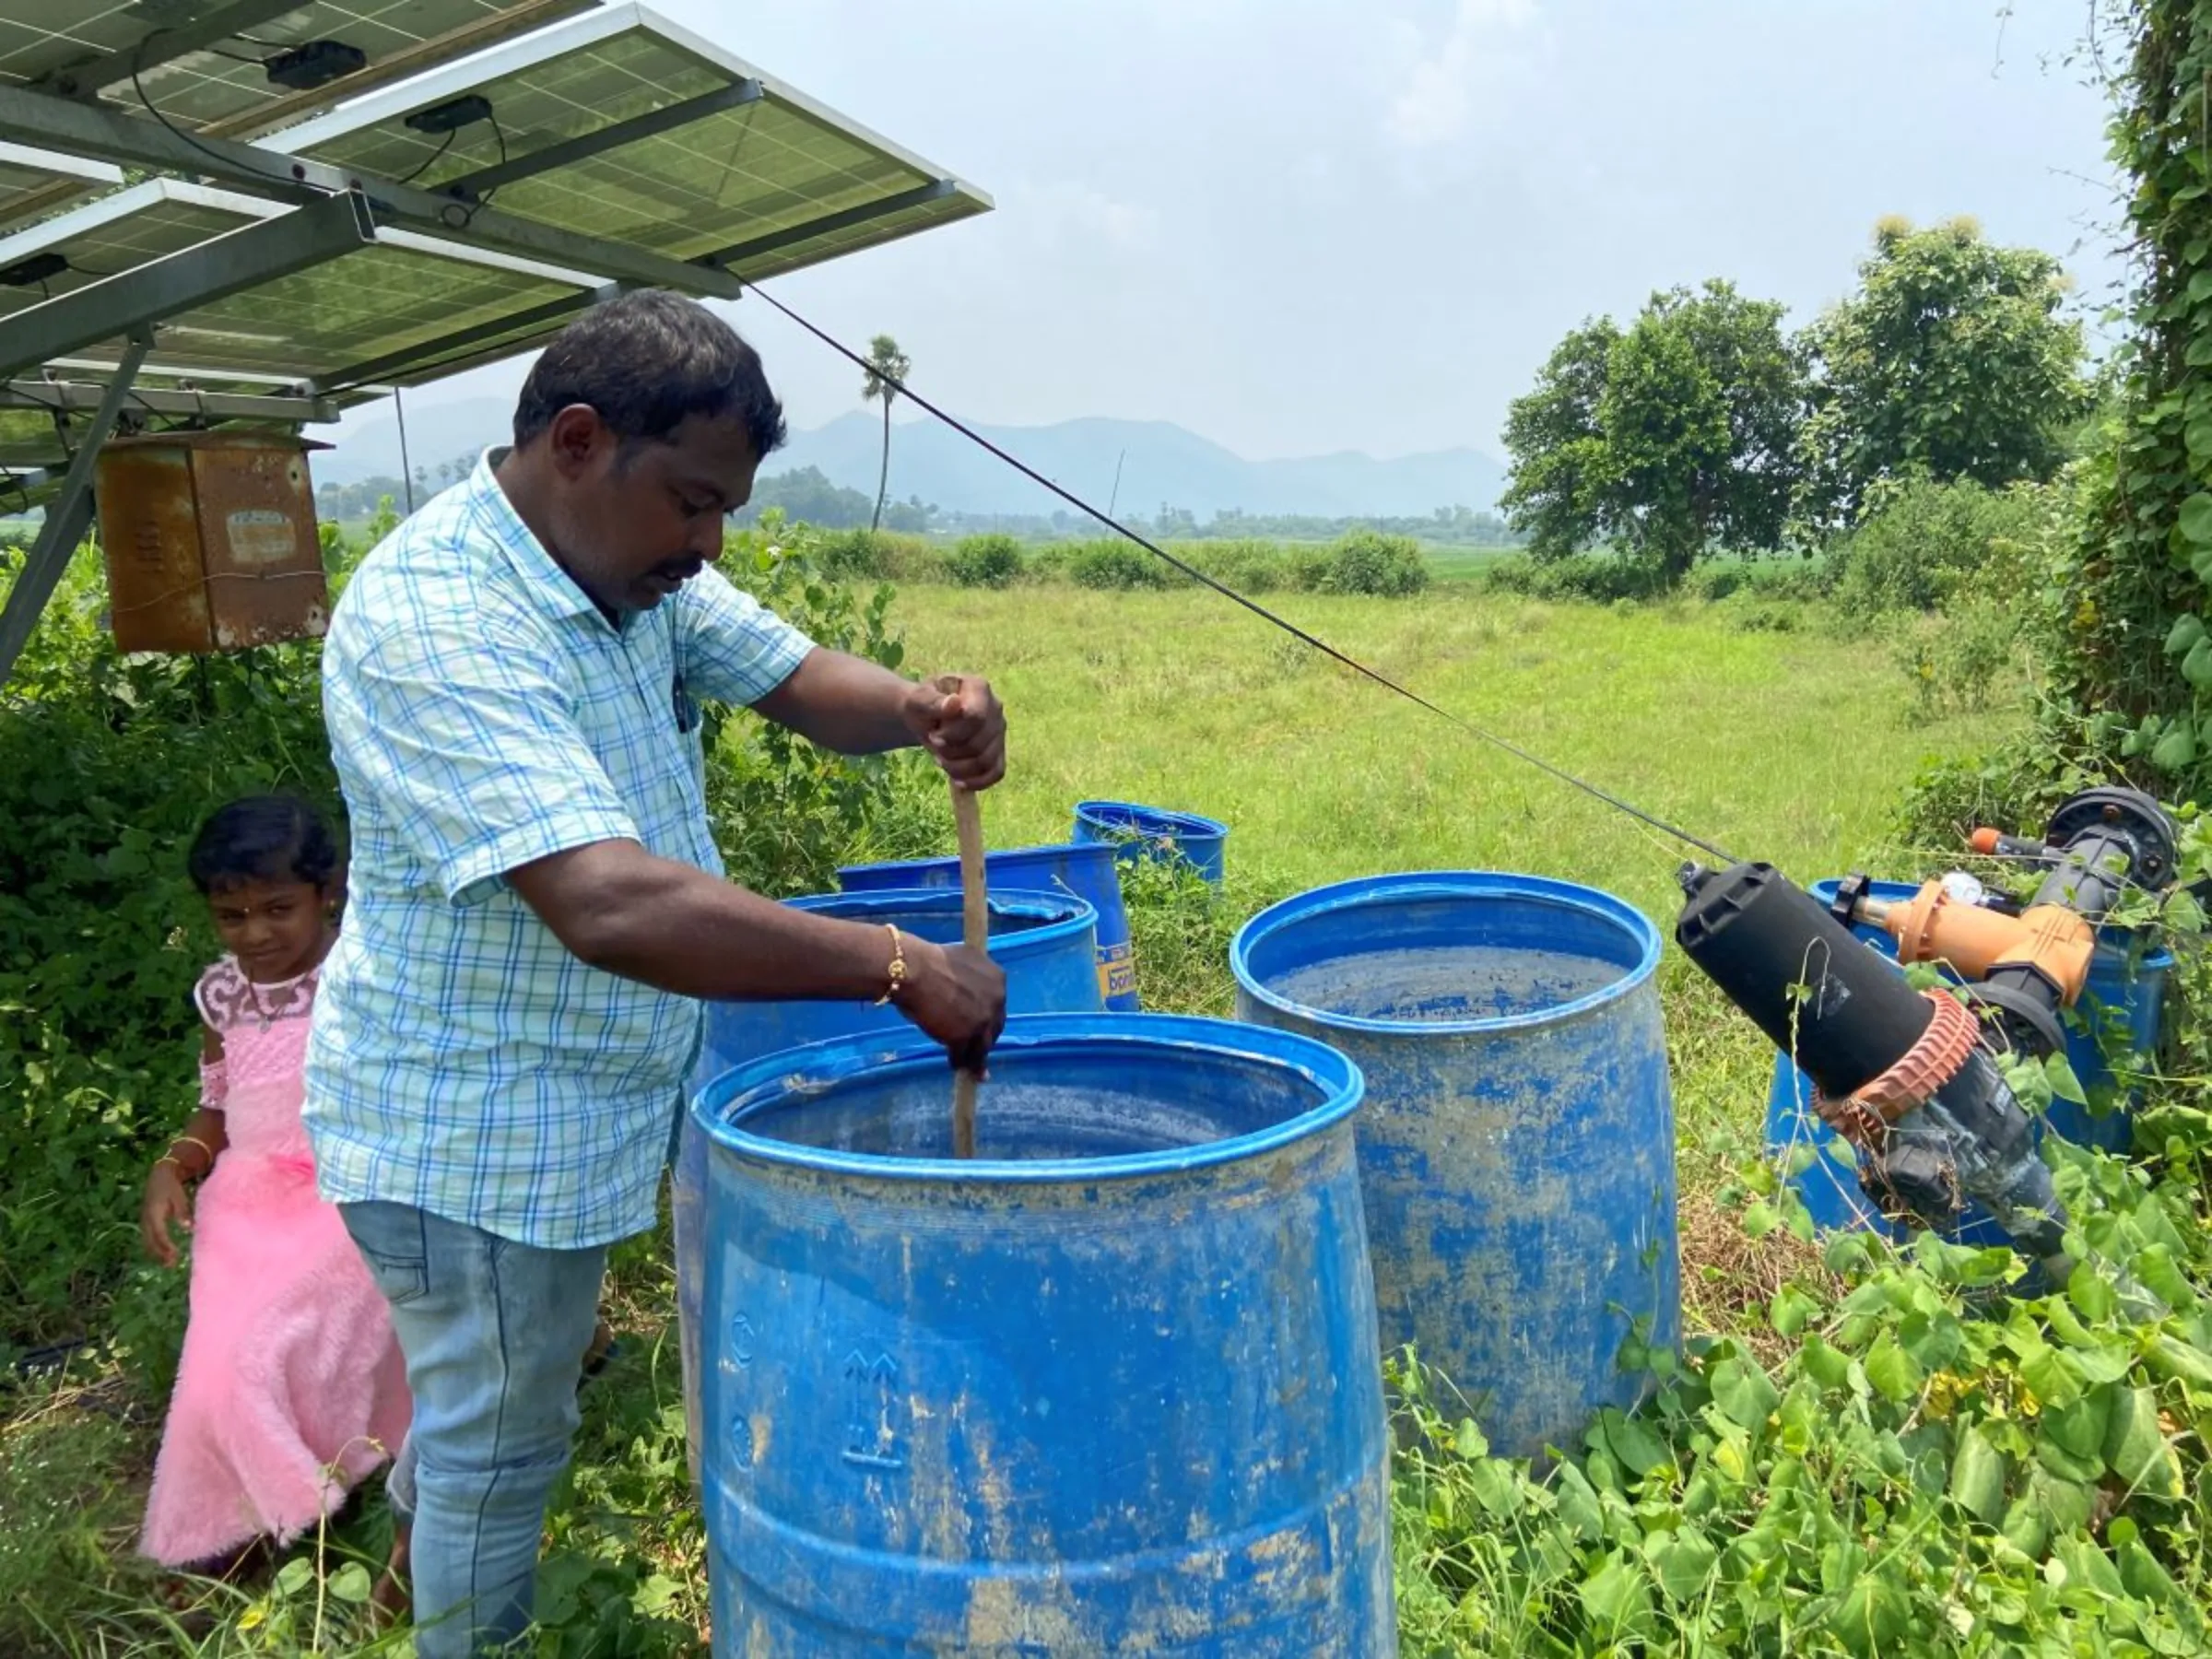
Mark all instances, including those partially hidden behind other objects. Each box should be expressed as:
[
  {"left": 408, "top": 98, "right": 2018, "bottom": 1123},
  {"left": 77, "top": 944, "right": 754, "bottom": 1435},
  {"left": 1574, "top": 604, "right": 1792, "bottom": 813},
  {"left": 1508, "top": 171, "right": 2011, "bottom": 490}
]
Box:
[{"left": 1829, "top": 786, "right": 2179, "bottom": 1058}]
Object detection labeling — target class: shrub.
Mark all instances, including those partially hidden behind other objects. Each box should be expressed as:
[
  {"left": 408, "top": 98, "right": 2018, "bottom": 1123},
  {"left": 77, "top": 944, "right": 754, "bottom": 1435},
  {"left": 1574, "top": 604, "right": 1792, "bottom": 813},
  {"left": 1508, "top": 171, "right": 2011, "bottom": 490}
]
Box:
[
  {"left": 1068, "top": 538, "right": 1181, "bottom": 591},
  {"left": 1182, "top": 537, "right": 1287, "bottom": 594},
  {"left": 1831, "top": 475, "right": 2048, "bottom": 619},
  {"left": 0, "top": 552, "right": 339, "bottom": 1355},
  {"left": 1304, "top": 529, "right": 1430, "bottom": 596},
  {"left": 800, "top": 526, "right": 942, "bottom": 584},
  {"left": 0, "top": 519, "right": 930, "bottom": 1359},
  {"left": 1483, "top": 549, "right": 1668, "bottom": 604},
  {"left": 945, "top": 533, "right": 1025, "bottom": 589}
]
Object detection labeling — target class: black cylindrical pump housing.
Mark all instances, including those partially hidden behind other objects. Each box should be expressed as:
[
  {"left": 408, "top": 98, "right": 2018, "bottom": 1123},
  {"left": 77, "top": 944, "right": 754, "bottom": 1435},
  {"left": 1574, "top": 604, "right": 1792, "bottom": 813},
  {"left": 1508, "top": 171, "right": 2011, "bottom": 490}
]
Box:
[{"left": 1676, "top": 861, "right": 1934, "bottom": 1100}]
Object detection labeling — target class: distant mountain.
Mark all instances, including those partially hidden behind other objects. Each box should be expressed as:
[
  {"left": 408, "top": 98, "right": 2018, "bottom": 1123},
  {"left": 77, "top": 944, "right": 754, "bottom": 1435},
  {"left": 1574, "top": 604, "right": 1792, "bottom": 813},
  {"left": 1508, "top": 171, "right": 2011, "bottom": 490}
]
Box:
[
  {"left": 313, "top": 397, "right": 511, "bottom": 488},
  {"left": 316, "top": 400, "right": 1505, "bottom": 518},
  {"left": 772, "top": 413, "right": 1505, "bottom": 519}
]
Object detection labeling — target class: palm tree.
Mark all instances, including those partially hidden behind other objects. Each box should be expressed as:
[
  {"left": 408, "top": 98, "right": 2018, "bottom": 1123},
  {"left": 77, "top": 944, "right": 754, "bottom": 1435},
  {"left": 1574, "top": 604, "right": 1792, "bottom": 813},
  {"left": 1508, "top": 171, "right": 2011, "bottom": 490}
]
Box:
[{"left": 861, "top": 334, "right": 912, "bottom": 534}]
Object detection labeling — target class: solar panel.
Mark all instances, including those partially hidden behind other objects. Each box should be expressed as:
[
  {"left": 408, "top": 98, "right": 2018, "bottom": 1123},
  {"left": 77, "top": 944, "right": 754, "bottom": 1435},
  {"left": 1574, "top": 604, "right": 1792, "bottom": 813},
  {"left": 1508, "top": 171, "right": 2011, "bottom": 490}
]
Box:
[
  {"left": 273, "top": 3, "right": 992, "bottom": 283},
  {"left": 0, "top": 138, "right": 120, "bottom": 232},
  {"left": 0, "top": 177, "right": 606, "bottom": 390},
  {"left": 0, "top": 2, "right": 590, "bottom": 133}
]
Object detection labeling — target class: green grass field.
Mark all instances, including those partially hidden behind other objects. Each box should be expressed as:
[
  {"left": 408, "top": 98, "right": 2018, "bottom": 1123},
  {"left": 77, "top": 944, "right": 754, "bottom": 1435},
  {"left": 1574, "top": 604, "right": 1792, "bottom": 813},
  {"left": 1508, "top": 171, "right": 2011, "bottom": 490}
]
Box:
[
  {"left": 896, "top": 584, "right": 1973, "bottom": 912},
  {"left": 0, "top": 583, "right": 2006, "bottom": 1656}
]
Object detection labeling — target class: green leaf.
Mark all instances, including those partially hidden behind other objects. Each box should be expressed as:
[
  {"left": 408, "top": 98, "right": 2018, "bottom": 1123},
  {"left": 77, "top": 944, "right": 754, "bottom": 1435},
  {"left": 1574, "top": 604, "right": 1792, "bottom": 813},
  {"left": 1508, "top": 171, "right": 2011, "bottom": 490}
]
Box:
[
  {"left": 2037, "top": 1433, "right": 2105, "bottom": 1485},
  {"left": 1710, "top": 1357, "right": 1783, "bottom": 1431},
  {"left": 2103, "top": 1384, "right": 2183, "bottom": 1499},
  {"left": 2180, "top": 492, "right": 2212, "bottom": 544},
  {"left": 1947, "top": 1423, "right": 2009, "bottom": 1524},
  {"left": 1770, "top": 1284, "right": 1821, "bottom": 1338},
  {"left": 2067, "top": 1265, "right": 2119, "bottom": 1324},
  {"left": 327, "top": 1562, "right": 373, "bottom": 1605},
  {"left": 1834, "top": 1574, "right": 1912, "bottom": 1657},
  {"left": 2151, "top": 722, "right": 2197, "bottom": 773},
  {"left": 1553, "top": 1462, "right": 1606, "bottom": 1542},
  {"left": 2145, "top": 1334, "right": 2212, "bottom": 1389},
  {"left": 1588, "top": 1408, "right": 1671, "bottom": 1479},
  {"left": 1864, "top": 1333, "right": 1923, "bottom": 1404},
  {"left": 1453, "top": 1418, "right": 1488, "bottom": 1460},
  {"left": 1577, "top": 1552, "right": 1653, "bottom": 1638},
  {"left": 2000, "top": 1497, "right": 2048, "bottom": 1559},
  {"left": 2164, "top": 611, "right": 2203, "bottom": 657},
  {"left": 2041, "top": 1053, "right": 2090, "bottom": 1106},
  {"left": 1801, "top": 1334, "right": 1854, "bottom": 1391},
  {"left": 1742, "top": 1200, "right": 1781, "bottom": 1240},
  {"left": 1465, "top": 1454, "right": 1524, "bottom": 1517},
  {"left": 2043, "top": 1387, "right": 2112, "bottom": 1465},
  {"left": 275, "top": 1557, "right": 314, "bottom": 1595},
  {"left": 2135, "top": 1245, "right": 2199, "bottom": 1312},
  {"left": 2021, "top": 1343, "right": 2085, "bottom": 1410},
  {"left": 2033, "top": 1469, "right": 2098, "bottom": 1533},
  {"left": 2188, "top": 418, "right": 2212, "bottom": 461},
  {"left": 2183, "top": 637, "right": 2212, "bottom": 689},
  {"left": 1645, "top": 1525, "right": 1720, "bottom": 1604}
]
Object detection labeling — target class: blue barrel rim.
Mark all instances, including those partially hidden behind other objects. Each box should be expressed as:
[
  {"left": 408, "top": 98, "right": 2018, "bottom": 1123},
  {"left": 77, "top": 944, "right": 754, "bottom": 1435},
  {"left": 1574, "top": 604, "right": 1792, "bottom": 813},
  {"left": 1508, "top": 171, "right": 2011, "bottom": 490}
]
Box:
[
  {"left": 692, "top": 1011, "right": 1364, "bottom": 1185},
  {"left": 1230, "top": 869, "right": 1664, "bottom": 1038},
  {"left": 1073, "top": 800, "right": 1231, "bottom": 841},
  {"left": 782, "top": 886, "right": 1097, "bottom": 959},
  {"left": 837, "top": 840, "right": 1122, "bottom": 886}
]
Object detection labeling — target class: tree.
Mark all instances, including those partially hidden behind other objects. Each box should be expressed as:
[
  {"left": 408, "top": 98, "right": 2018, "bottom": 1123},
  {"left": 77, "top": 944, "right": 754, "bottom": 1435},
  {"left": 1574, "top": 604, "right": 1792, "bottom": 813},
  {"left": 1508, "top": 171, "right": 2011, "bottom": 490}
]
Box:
[
  {"left": 860, "top": 334, "right": 912, "bottom": 534},
  {"left": 1797, "top": 217, "right": 2091, "bottom": 527},
  {"left": 1500, "top": 281, "right": 1806, "bottom": 583}
]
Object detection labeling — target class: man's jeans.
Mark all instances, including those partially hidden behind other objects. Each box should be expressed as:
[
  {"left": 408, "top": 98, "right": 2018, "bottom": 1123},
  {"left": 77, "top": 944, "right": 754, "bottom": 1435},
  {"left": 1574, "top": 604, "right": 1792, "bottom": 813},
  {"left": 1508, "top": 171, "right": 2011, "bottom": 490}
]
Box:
[{"left": 342, "top": 1200, "right": 606, "bottom": 1658}]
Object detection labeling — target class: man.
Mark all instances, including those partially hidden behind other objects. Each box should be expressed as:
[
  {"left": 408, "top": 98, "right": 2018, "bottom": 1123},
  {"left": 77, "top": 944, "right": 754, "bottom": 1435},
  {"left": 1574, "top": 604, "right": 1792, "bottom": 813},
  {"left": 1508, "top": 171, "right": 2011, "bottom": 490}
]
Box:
[{"left": 304, "top": 289, "right": 1007, "bottom": 1656}]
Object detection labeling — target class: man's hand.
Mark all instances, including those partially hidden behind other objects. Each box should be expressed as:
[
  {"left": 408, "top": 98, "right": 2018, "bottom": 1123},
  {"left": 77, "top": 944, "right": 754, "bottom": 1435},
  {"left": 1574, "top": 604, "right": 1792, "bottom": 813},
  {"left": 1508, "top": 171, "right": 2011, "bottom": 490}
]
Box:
[
  {"left": 903, "top": 674, "right": 1006, "bottom": 790},
  {"left": 141, "top": 1164, "right": 193, "bottom": 1268},
  {"left": 896, "top": 937, "right": 1007, "bottom": 1073}
]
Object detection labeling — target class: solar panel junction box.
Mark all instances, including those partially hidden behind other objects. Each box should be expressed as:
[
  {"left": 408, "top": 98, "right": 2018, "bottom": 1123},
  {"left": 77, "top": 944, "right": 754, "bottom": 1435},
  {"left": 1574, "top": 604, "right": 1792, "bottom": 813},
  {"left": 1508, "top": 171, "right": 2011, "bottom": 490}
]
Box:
[
  {"left": 264, "top": 41, "right": 368, "bottom": 93},
  {"left": 406, "top": 95, "right": 495, "bottom": 135}
]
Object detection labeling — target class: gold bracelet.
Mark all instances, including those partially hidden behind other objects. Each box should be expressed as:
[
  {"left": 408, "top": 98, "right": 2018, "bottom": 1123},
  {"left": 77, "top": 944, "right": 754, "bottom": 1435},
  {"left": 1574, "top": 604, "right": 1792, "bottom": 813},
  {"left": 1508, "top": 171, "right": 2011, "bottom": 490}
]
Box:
[
  {"left": 170, "top": 1134, "right": 216, "bottom": 1161},
  {"left": 875, "top": 924, "right": 907, "bottom": 1005},
  {"left": 155, "top": 1155, "right": 191, "bottom": 1182}
]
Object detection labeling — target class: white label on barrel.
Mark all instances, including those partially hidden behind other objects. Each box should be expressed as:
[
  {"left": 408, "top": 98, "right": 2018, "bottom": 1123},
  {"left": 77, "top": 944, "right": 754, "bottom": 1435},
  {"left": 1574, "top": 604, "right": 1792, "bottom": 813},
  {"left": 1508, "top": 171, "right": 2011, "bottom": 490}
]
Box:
[{"left": 225, "top": 508, "right": 298, "bottom": 567}]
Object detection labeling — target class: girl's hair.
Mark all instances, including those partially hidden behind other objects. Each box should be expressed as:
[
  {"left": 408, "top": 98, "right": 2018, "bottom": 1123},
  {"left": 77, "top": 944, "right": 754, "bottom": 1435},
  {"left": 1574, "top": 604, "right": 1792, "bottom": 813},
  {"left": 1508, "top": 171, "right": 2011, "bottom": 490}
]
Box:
[{"left": 186, "top": 795, "right": 340, "bottom": 895}]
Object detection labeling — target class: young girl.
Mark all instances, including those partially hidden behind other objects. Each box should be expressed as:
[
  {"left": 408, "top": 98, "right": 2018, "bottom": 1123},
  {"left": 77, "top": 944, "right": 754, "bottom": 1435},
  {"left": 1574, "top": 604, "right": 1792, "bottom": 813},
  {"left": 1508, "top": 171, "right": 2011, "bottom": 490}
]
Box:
[{"left": 137, "top": 795, "right": 411, "bottom": 1586}]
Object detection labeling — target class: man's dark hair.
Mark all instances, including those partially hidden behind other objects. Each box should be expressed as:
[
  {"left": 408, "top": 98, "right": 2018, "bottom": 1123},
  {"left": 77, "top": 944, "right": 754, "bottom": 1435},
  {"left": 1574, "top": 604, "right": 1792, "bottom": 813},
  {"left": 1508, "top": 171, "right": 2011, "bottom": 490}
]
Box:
[{"left": 512, "top": 289, "right": 788, "bottom": 462}]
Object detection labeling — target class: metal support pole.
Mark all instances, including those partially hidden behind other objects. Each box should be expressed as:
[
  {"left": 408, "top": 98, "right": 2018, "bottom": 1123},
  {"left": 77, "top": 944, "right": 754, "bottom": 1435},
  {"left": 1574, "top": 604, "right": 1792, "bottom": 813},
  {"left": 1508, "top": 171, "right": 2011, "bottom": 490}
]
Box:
[
  {"left": 0, "top": 331, "right": 150, "bottom": 687},
  {"left": 0, "top": 190, "right": 377, "bottom": 381}
]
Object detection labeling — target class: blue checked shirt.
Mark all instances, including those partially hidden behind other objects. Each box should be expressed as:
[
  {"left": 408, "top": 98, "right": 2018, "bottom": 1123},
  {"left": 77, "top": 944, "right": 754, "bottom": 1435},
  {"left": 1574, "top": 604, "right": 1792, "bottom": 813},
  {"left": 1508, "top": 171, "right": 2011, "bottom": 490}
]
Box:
[{"left": 303, "top": 453, "right": 815, "bottom": 1248}]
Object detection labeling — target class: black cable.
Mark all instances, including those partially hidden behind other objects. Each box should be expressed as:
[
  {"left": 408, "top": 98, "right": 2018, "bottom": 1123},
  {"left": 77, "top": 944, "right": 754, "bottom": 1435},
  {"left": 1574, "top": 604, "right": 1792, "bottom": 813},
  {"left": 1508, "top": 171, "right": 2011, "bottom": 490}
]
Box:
[
  {"left": 396, "top": 130, "right": 455, "bottom": 185},
  {"left": 479, "top": 113, "right": 509, "bottom": 209},
  {"left": 131, "top": 40, "right": 296, "bottom": 189},
  {"left": 735, "top": 277, "right": 1743, "bottom": 866},
  {"left": 206, "top": 47, "right": 264, "bottom": 65}
]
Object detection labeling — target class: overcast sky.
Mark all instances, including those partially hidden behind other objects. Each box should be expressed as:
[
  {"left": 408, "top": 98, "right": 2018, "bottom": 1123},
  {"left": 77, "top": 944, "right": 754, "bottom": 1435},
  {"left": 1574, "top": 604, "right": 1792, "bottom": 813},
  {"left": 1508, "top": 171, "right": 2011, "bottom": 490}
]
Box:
[{"left": 355, "top": 0, "right": 2125, "bottom": 464}]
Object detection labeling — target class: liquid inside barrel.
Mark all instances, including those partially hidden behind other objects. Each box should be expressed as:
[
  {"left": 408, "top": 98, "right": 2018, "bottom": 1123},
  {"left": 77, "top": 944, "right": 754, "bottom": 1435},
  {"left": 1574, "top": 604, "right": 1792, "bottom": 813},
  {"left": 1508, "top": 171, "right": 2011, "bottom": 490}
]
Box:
[
  {"left": 1231, "top": 871, "right": 1680, "bottom": 1462},
  {"left": 690, "top": 1014, "right": 1397, "bottom": 1657}
]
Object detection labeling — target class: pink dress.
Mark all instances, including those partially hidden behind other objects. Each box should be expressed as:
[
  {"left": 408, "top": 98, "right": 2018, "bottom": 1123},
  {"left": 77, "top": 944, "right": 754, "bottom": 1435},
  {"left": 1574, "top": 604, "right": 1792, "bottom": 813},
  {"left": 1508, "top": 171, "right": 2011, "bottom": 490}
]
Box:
[{"left": 139, "top": 957, "right": 411, "bottom": 1568}]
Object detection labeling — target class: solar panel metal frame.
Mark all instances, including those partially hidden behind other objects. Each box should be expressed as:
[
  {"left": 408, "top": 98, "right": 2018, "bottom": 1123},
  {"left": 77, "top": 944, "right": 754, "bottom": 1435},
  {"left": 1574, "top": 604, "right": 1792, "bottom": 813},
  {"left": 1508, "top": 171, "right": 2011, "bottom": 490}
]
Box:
[
  {"left": 269, "top": 2, "right": 994, "bottom": 282},
  {"left": 0, "top": 137, "right": 121, "bottom": 233},
  {"left": 0, "top": 175, "right": 608, "bottom": 391},
  {"left": 0, "top": 2, "right": 594, "bottom": 134}
]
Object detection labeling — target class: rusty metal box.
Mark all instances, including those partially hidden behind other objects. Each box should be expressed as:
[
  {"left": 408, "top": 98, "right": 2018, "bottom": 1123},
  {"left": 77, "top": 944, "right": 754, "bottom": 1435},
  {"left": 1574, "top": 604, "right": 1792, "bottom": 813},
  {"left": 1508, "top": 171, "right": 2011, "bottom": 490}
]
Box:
[{"left": 94, "top": 431, "right": 330, "bottom": 654}]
